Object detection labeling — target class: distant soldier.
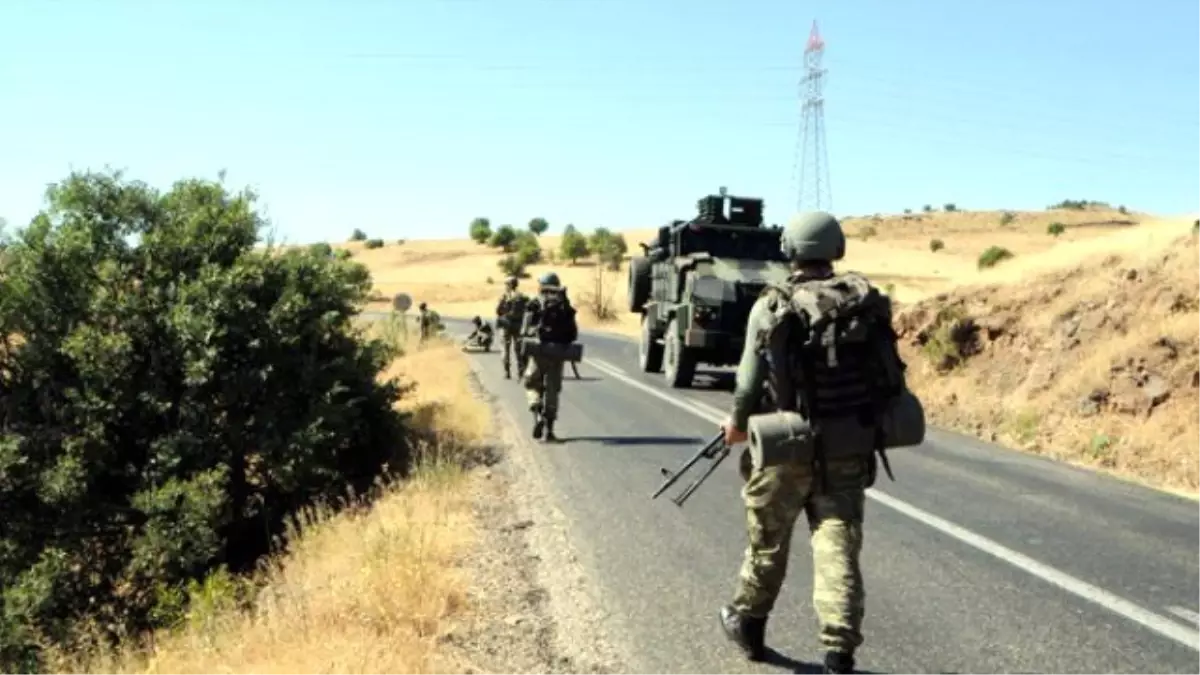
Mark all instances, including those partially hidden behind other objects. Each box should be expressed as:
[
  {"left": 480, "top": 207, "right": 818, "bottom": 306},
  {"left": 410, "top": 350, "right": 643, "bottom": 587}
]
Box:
[
  {"left": 417, "top": 302, "right": 433, "bottom": 343},
  {"left": 495, "top": 276, "right": 529, "bottom": 379},
  {"left": 464, "top": 315, "right": 495, "bottom": 351},
  {"left": 520, "top": 271, "right": 578, "bottom": 442}
]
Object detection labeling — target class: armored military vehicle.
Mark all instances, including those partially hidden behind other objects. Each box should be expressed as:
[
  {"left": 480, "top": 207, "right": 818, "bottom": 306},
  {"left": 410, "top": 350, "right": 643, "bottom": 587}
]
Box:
[{"left": 627, "top": 189, "right": 791, "bottom": 388}]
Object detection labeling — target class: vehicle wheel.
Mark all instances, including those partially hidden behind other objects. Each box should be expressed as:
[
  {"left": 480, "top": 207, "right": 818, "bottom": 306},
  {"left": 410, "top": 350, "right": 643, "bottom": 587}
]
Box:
[
  {"left": 663, "top": 317, "right": 696, "bottom": 388},
  {"left": 628, "top": 257, "right": 652, "bottom": 312},
  {"left": 639, "top": 314, "right": 663, "bottom": 373}
]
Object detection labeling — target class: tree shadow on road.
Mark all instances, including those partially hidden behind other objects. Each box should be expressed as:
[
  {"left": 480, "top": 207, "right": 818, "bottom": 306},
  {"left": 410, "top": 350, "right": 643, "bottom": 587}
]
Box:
[
  {"left": 761, "top": 648, "right": 885, "bottom": 674},
  {"left": 559, "top": 435, "right": 706, "bottom": 446}
]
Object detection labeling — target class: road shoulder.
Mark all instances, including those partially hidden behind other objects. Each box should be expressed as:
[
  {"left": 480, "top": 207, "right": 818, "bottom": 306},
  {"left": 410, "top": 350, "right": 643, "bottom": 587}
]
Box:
[{"left": 438, "top": 359, "right": 635, "bottom": 673}]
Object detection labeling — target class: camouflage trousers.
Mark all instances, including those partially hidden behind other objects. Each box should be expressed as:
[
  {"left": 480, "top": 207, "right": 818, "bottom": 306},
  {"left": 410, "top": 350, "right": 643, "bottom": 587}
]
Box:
[
  {"left": 501, "top": 329, "right": 523, "bottom": 373},
  {"left": 731, "top": 450, "right": 869, "bottom": 654},
  {"left": 523, "top": 353, "right": 565, "bottom": 421}
]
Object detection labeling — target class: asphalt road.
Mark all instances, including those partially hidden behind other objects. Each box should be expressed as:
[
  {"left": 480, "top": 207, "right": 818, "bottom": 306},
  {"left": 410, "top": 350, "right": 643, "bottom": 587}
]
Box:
[{"left": 406, "top": 315, "right": 1200, "bottom": 673}]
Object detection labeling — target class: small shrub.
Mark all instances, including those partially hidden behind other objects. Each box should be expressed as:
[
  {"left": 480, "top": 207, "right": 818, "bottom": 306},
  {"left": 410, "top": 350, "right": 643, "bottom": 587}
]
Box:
[
  {"left": 498, "top": 254, "right": 526, "bottom": 277},
  {"left": 929, "top": 238, "right": 945, "bottom": 252},
  {"left": 977, "top": 245, "right": 1014, "bottom": 269},
  {"left": 1117, "top": 205, "right": 1127, "bottom": 215},
  {"left": 1046, "top": 222, "right": 1066, "bottom": 237},
  {"left": 903, "top": 208, "right": 912, "bottom": 214},
  {"left": 922, "top": 204, "right": 933, "bottom": 213},
  {"left": 920, "top": 306, "right": 974, "bottom": 372},
  {"left": 485, "top": 276, "right": 494, "bottom": 284},
  {"left": 364, "top": 238, "right": 385, "bottom": 249},
  {"left": 396, "top": 239, "right": 406, "bottom": 245},
  {"left": 350, "top": 228, "right": 367, "bottom": 241},
  {"left": 943, "top": 203, "right": 958, "bottom": 212},
  {"left": 858, "top": 225, "right": 878, "bottom": 240},
  {"left": 999, "top": 211, "right": 1015, "bottom": 226}
]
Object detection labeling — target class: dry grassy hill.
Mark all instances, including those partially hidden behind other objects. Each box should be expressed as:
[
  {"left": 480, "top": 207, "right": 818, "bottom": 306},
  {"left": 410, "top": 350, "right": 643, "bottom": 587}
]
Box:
[
  {"left": 337, "top": 206, "right": 1155, "bottom": 335},
  {"left": 328, "top": 207, "right": 1198, "bottom": 494},
  {"left": 895, "top": 218, "right": 1199, "bottom": 494}
]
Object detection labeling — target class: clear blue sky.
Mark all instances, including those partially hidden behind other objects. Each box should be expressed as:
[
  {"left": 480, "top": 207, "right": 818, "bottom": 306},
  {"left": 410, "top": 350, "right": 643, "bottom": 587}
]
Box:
[{"left": 2, "top": 0, "right": 1197, "bottom": 244}]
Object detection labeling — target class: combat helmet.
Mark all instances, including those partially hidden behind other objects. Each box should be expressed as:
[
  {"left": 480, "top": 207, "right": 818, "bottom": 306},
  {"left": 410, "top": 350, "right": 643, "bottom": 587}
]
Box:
[
  {"left": 418, "top": 301, "right": 428, "bottom": 311},
  {"left": 537, "top": 271, "right": 561, "bottom": 289},
  {"left": 472, "top": 315, "right": 482, "bottom": 325},
  {"left": 780, "top": 211, "right": 845, "bottom": 262},
  {"left": 505, "top": 275, "right": 518, "bottom": 289}
]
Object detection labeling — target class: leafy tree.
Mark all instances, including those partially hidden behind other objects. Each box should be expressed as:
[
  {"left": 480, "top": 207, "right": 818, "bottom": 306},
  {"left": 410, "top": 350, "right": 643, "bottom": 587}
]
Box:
[
  {"left": 468, "top": 217, "right": 492, "bottom": 244},
  {"left": 514, "top": 230, "right": 542, "bottom": 266},
  {"left": 0, "top": 171, "right": 409, "bottom": 669},
  {"left": 559, "top": 224, "right": 589, "bottom": 264},
  {"left": 527, "top": 217, "right": 549, "bottom": 236},
  {"left": 350, "top": 228, "right": 367, "bottom": 241},
  {"left": 489, "top": 225, "right": 518, "bottom": 252},
  {"left": 589, "top": 228, "right": 628, "bottom": 270}
]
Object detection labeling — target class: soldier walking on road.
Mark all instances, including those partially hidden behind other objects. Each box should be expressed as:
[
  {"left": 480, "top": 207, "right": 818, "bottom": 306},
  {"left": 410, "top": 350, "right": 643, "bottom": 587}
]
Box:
[
  {"left": 521, "top": 271, "right": 578, "bottom": 442},
  {"left": 496, "top": 276, "right": 529, "bottom": 379},
  {"left": 717, "top": 211, "right": 905, "bottom": 674}
]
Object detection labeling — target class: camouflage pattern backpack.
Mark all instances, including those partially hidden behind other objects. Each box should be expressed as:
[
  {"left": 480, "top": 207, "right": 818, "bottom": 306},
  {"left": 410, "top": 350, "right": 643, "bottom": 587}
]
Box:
[
  {"left": 496, "top": 290, "right": 527, "bottom": 331},
  {"left": 755, "top": 271, "right": 924, "bottom": 479}
]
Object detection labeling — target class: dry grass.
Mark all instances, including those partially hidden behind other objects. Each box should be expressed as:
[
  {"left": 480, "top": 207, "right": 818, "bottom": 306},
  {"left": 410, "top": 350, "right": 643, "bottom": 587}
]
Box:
[
  {"left": 897, "top": 228, "right": 1200, "bottom": 495},
  {"left": 55, "top": 335, "right": 492, "bottom": 674},
  {"left": 338, "top": 208, "right": 1157, "bottom": 338}
]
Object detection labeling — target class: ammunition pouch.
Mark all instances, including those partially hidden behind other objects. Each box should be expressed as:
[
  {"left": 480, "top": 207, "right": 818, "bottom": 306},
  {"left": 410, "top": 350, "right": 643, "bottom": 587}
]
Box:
[{"left": 520, "top": 339, "right": 583, "bottom": 362}]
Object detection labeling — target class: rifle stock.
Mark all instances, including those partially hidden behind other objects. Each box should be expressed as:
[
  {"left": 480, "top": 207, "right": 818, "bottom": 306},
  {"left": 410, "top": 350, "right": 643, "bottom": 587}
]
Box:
[{"left": 651, "top": 432, "right": 730, "bottom": 507}]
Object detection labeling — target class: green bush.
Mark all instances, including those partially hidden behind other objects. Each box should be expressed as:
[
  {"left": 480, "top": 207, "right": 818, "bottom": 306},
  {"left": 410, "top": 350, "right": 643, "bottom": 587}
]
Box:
[
  {"left": 468, "top": 217, "right": 491, "bottom": 244},
  {"left": 350, "top": 228, "right": 367, "bottom": 241},
  {"left": 999, "top": 211, "right": 1015, "bottom": 226},
  {"left": 1047, "top": 222, "right": 1066, "bottom": 237},
  {"left": 498, "top": 254, "right": 526, "bottom": 277},
  {"left": 943, "top": 203, "right": 958, "bottom": 212},
  {"left": 977, "top": 245, "right": 1015, "bottom": 269},
  {"left": 0, "top": 171, "right": 409, "bottom": 669},
  {"left": 922, "top": 204, "right": 933, "bottom": 213},
  {"left": 929, "top": 238, "right": 945, "bottom": 252},
  {"left": 488, "top": 225, "right": 518, "bottom": 252},
  {"left": 364, "top": 238, "right": 385, "bottom": 249}
]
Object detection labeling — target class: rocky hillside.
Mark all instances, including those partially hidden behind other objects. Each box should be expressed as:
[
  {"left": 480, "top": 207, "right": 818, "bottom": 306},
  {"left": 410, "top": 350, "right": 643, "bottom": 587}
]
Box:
[{"left": 895, "top": 230, "right": 1199, "bottom": 493}]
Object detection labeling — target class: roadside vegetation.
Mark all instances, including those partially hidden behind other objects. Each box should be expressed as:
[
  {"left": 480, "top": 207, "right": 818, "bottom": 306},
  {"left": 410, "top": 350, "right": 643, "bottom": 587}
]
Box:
[{"left": 0, "top": 170, "right": 490, "bottom": 672}]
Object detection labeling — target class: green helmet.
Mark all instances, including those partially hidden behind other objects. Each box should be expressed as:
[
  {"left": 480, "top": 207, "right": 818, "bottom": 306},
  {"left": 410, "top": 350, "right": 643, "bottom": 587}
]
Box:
[
  {"left": 538, "top": 271, "right": 561, "bottom": 288},
  {"left": 505, "top": 276, "right": 518, "bottom": 289},
  {"left": 780, "top": 211, "right": 845, "bottom": 262}
]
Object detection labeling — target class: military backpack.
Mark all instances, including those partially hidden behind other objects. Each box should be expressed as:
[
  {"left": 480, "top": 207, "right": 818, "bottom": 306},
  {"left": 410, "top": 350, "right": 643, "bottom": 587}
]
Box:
[
  {"left": 535, "top": 291, "right": 578, "bottom": 345},
  {"left": 747, "top": 271, "right": 925, "bottom": 481}
]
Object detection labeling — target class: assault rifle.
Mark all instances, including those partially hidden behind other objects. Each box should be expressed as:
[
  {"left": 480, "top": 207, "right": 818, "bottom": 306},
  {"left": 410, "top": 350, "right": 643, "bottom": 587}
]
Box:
[{"left": 651, "top": 432, "right": 730, "bottom": 507}]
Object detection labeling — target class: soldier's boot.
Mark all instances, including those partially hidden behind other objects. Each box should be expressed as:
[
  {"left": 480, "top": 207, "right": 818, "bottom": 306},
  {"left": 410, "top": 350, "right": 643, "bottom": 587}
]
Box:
[
  {"left": 504, "top": 360, "right": 511, "bottom": 379},
  {"left": 718, "top": 605, "right": 766, "bottom": 662},
  {"left": 543, "top": 417, "right": 557, "bottom": 442},
  {"left": 530, "top": 403, "right": 544, "bottom": 439},
  {"left": 823, "top": 651, "right": 855, "bottom": 674}
]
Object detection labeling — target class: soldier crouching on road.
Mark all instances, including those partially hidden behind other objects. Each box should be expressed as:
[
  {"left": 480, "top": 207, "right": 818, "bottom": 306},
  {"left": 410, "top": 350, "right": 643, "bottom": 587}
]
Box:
[
  {"left": 496, "top": 276, "right": 529, "bottom": 379},
  {"left": 520, "top": 271, "right": 578, "bottom": 442},
  {"left": 718, "top": 211, "right": 899, "bottom": 675}
]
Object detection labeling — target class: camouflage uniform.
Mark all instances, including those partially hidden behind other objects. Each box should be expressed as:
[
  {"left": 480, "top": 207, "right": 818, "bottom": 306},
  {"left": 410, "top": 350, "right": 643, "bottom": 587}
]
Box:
[
  {"left": 465, "top": 316, "right": 494, "bottom": 350},
  {"left": 496, "top": 278, "right": 528, "bottom": 378},
  {"left": 521, "top": 272, "right": 578, "bottom": 441},
  {"left": 720, "top": 211, "right": 869, "bottom": 675}
]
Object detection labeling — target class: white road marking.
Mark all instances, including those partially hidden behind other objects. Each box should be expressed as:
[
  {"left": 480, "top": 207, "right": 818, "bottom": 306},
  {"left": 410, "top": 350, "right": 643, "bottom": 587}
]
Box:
[
  {"left": 1168, "top": 606, "right": 1200, "bottom": 626},
  {"left": 587, "top": 357, "right": 1200, "bottom": 652}
]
